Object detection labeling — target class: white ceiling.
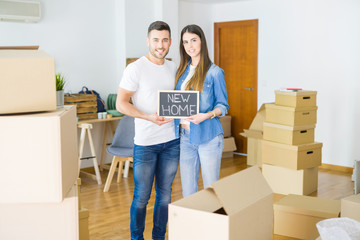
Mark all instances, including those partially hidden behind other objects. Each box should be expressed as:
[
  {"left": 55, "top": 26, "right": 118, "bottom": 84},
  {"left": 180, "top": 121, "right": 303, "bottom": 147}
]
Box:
[{"left": 180, "top": 0, "right": 247, "bottom": 4}]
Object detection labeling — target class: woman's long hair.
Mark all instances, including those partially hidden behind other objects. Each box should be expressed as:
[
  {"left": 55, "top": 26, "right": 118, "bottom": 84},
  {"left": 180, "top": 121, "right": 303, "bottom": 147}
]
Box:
[{"left": 175, "top": 25, "right": 212, "bottom": 91}]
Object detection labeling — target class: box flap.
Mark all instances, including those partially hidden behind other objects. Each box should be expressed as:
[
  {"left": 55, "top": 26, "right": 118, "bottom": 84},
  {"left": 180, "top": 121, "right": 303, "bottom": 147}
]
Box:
[
  {"left": 210, "top": 166, "right": 273, "bottom": 216},
  {"left": 263, "top": 122, "right": 316, "bottom": 131},
  {"left": 171, "top": 188, "right": 222, "bottom": 213},
  {"left": 241, "top": 129, "right": 263, "bottom": 139},
  {"left": 265, "top": 103, "right": 318, "bottom": 112},
  {"left": 274, "top": 194, "right": 340, "bottom": 219},
  {"left": 275, "top": 90, "right": 317, "bottom": 96},
  {"left": 249, "top": 104, "right": 266, "bottom": 131},
  {"left": 262, "top": 140, "right": 322, "bottom": 151}
]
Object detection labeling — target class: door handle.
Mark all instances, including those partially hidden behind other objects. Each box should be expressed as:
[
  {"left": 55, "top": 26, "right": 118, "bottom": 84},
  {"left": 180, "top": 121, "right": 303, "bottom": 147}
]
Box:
[{"left": 244, "top": 88, "right": 254, "bottom": 91}]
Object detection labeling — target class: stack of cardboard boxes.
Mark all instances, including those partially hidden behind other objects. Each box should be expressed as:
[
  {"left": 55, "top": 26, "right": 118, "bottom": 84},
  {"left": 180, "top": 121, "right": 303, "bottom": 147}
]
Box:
[
  {"left": 0, "top": 49, "right": 82, "bottom": 239},
  {"left": 261, "top": 90, "right": 322, "bottom": 195}
]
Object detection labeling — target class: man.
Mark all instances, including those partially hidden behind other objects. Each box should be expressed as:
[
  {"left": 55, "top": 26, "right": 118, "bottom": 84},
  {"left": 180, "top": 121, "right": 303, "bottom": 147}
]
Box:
[{"left": 116, "top": 21, "right": 180, "bottom": 240}]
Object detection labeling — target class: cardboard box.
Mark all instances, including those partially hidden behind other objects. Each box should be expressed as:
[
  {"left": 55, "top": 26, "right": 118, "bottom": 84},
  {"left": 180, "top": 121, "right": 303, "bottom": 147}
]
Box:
[
  {"left": 262, "top": 140, "right": 322, "bottom": 170},
  {"left": 265, "top": 103, "right": 317, "bottom": 126},
  {"left": 262, "top": 164, "right": 318, "bottom": 195},
  {"left": 240, "top": 104, "right": 266, "bottom": 166},
  {"left": 222, "top": 136, "right": 236, "bottom": 158},
  {"left": 0, "top": 106, "right": 78, "bottom": 203},
  {"left": 0, "top": 49, "right": 56, "bottom": 114},
  {"left": 341, "top": 194, "right": 360, "bottom": 222},
  {"left": 79, "top": 208, "right": 90, "bottom": 240},
  {"left": 263, "top": 122, "right": 315, "bottom": 145},
  {"left": 169, "top": 166, "right": 273, "bottom": 240},
  {"left": 219, "top": 115, "right": 231, "bottom": 138},
  {"left": 0, "top": 182, "right": 79, "bottom": 240},
  {"left": 275, "top": 90, "right": 317, "bottom": 108},
  {"left": 274, "top": 194, "right": 341, "bottom": 240}
]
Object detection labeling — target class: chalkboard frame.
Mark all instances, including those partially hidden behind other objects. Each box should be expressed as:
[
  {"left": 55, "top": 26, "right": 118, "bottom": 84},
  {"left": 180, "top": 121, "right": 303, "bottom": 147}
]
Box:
[{"left": 158, "top": 90, "right": 199, "bottom": 119}]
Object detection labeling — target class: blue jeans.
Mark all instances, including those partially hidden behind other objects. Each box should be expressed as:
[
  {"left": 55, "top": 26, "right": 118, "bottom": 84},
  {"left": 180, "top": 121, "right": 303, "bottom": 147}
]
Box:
[
  {"left": 179, "top": 128, "right": 224, "bottom": 197},
  {"left": 130, "top": 138, "right": 180, "bottom": 240}
]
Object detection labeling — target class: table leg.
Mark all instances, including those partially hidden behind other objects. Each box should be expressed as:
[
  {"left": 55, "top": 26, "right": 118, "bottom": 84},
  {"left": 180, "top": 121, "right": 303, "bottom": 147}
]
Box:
[{"left": 100, "top": 122, "right": 109, "bottom": 171}]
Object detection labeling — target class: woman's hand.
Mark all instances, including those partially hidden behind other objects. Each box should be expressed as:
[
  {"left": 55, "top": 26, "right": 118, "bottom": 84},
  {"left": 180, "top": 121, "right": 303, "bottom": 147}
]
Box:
[{"left": 185, "top": 112, "right": 212, "bottom": 125}]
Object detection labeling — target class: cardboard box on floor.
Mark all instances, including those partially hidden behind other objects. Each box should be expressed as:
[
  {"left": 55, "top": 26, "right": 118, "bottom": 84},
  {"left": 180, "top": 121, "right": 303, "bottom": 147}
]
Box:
[
  {"left": 274, "top": 194, "right": 340, "bottom": 240},
  {"left": 0, "top": 106, "right": 78, "bottom": 203},
  {"left": 265, "top": 103, "right": 318, "bottom": 126},
  {"left": 169, "top": 166, "right": 273, "bottom": 240},
  {"left": 0, "top": 48, "right": 56, "bottom": 114},
  {"left": 79, "top": 208, "right": 90, "bottom": 240},
  {"left": 262, "top": 164, "right": 318, "bottom": 195},
  {"left": 219, "top": 115, "right": 231, "bottom": 138},
  {"left": 222, "top": 136, "right": 237, "bottom": 158},
  {"left": 240, "top": 104, "right": 266, "bottom": 166},
  {"left": 0, "top": 182, "right": 79, "bottom": 240},
  {"left": 341, "top": 193, "right": 360, "bottom": 222},
  {"left": 262, "top": 140, "right": 323, "bottom": 170}
]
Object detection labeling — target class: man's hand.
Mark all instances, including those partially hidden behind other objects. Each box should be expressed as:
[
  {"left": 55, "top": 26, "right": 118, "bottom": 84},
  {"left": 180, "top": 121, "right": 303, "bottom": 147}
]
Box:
[{"left": 148, "top": 113, "right": 173, "bottom": 126}]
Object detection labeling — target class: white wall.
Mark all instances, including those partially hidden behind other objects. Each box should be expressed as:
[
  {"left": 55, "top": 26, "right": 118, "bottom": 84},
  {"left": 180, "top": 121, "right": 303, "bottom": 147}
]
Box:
[
  {"left": 208, "top": 0, "right": 360, "bottom": 167},
  {"left": 179, "top": 2, "right": 213, "bottom": 59}
]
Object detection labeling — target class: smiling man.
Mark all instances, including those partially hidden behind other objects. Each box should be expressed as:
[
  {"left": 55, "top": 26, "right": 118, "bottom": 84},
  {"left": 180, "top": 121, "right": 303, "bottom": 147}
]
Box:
[{"left": 116, "top": 21, "right": 180, "bottom": 240}]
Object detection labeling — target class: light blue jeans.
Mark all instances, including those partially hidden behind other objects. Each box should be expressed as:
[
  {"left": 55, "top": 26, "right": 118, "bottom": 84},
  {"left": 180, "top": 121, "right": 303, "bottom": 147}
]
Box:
[
  {"left": 179, "top": 128, "right": 224, "bottom": 197},
  {"left": 130, "top": 138, "right": 180, "bottom": 240}
]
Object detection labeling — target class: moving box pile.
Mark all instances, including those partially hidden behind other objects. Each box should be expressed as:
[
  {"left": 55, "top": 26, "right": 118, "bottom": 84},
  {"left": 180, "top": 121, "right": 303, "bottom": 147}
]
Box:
[
  {"left": 0, "top": 49, "right": 84, "bottom": 240},
  {"left": 262, "top": 90, "right": 322, "bottom": 195}
]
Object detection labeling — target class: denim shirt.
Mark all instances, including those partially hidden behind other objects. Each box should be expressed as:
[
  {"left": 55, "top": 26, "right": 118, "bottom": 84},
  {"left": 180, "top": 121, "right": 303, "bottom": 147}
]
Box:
[{"left": 174, "top": 62, "right": 229, "bottom": 145}]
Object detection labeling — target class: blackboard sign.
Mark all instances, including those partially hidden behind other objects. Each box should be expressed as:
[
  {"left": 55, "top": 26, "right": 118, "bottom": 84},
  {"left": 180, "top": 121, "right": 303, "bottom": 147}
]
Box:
[{"left": 158, "top": 90, "right": 199, "bottom": 118}]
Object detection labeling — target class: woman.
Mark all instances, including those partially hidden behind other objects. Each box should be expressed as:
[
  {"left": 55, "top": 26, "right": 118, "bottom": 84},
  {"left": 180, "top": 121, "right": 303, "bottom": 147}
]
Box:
[{"left": 174, "top": 24, "right": 229, "bottom": 197}]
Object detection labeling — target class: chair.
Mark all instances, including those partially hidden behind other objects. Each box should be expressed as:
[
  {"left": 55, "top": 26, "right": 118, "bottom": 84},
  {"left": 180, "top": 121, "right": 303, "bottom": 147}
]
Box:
[{"left": 103, "top": 115, "right": 135, "bottom": 192}]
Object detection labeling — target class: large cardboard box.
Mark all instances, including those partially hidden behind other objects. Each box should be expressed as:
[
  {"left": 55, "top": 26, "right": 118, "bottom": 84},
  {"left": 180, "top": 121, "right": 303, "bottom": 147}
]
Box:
[
  {"left": 0, "top": 49, "right": 56, "bottom": 114},
  {"left": 169, "top": 166, "right": 273, "bottom": 240},
  {"left": 262, "top": 140, "right": 322, "bottom": 170},
  {"left": 263, "top": 122, "right": 315, "bottom": 145},
  {"left": 265, "top": 103, "right": 317, "bottom": 126},
  {"left": 222, "top": 136, "right": 237, "bottom": 158},
  {"left": 274, "top": 194, "right": 341, "bottom": 240},
  {"left": 219, "top": 115, "right": 231, "bottom": 138},
  {"left": 0, "top": 182, "right": 79, "bottom": 240},
  {"left": 240, "top": 104, "right": 266, "bottom": 166},
  {"left": 262, "top": 164, "right": 318, "bottom": 195},
  {"left": 275, "top": 90, "right": 317, "bottom": 108},
  {"left": 341, "top": 194, "right": 360, "bottom": 222},
  {"left": 0, "top": 106, "right": 78, "bottom": 203}
]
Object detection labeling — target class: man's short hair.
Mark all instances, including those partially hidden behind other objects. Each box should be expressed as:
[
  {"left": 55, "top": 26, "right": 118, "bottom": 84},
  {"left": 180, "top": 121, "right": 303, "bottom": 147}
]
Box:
[{"left": 148, "top": 21, "right": 171, "bottom": 37}]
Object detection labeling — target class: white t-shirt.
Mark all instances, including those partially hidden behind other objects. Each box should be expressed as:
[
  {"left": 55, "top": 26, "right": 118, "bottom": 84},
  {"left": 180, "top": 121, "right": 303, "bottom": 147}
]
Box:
[
  {"left": 119, "top": 56, "right": 177, "bottom": 146},
  {"left": 180, "top": 64, "right": 196, "bottom": 125}
]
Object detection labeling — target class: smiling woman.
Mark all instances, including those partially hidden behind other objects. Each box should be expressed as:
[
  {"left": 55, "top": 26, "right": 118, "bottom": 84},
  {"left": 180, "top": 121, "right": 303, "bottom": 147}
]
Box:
[{"left": 174, "top": 24, "right": 229, "bottom": 198}]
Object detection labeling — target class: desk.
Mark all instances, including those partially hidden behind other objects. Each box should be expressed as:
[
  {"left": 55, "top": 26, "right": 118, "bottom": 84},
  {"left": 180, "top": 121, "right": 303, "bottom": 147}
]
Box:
[{"left": 77, "top": 116, "right": 122, "bottom": 184}]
